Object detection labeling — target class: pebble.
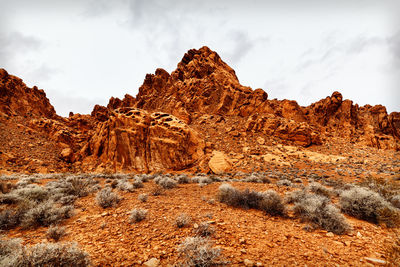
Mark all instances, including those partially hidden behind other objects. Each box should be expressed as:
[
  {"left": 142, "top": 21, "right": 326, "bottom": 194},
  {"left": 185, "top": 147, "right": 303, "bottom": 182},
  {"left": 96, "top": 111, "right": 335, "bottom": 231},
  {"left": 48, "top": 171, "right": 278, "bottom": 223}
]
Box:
[
  {"left": 143, "top": 258, "right": 160, "bottom": 267},
  {"left": 244, "top": 259, "right": 254, "bottom": 266},
  {"left": 326, "top": 232, "right": 334, "bottom": 237},
  {"left": 364, "top": 257, "right": 386, "bottom": 265}
]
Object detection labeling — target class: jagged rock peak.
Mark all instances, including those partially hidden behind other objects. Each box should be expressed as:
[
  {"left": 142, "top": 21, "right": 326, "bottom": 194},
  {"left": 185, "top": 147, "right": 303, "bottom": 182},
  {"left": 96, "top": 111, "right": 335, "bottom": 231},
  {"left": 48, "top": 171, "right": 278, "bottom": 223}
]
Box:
[
  {"left": 0, "top": 68, "right": 58, "bottom": 119},
  {"left": 172, "top": 46, "right": 237, "bottom": 82}
]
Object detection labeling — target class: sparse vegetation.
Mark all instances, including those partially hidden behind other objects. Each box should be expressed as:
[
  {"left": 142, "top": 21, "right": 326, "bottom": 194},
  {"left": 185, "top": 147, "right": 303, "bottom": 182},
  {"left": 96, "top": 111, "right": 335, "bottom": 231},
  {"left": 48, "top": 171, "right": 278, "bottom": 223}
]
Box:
[
  {"left": 46, "top": 225, "right": 66, "bottom": 241},
  {"left": 178, "top": 237, "right": 223, "bottom": 267},
  {"left": 276, "top": 179, "right": 292, "bottom": 187},
  {"left": 340, "top": 186, "right": 400, "bottom": 227},
  {"left": 177, "top": 174, "right": 191, "bottom": 184},
  {"left": 138, "top": 193, "right": 148, "bottom": 202},
  {"left": 259, "top": 190, "right": 286, "bottom": 216},
  {"left": 155, "top": 177, "right": 177, "bottom": 189},
  {"left": 194, "top": 222, "right": 215, "bottom": 237},
  {"left": 129, "top": 208, "right": 148, "bottom": 223},
  {"left": 0, "top": 237, "right": 90, "bottom": 267},
  {"left": 175, "top": 213, "right": 191, "bottom": 228},
  {"left": 21, "top": 202, "right": 74, "bottom": 229},
  {"left": 116, "top": 179, "right": 134, "bottom": 192},
  {"left": 96, "top": 188, "right": 120, "bottom": 208},
  {"left": 307, "top": 182, "right": 332, "bottom": 197},
  {"left": 217, "top": 184, "right": 286, "bottom": 216},
  {"left": 287, "top": 190, "right": 351, "bottom": 234}
]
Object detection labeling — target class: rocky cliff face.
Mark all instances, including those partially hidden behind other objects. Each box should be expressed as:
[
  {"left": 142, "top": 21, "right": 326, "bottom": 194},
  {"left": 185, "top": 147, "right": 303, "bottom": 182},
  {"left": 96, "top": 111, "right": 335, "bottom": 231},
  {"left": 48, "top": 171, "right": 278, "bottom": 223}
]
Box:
[
  {"left": 79, "top": 108, "right": 204, "bottom": 173},
  {"left": 0, "top": 46, "right": 399, "bottom": 173},
  {"left": 0, "top": 69, "right": 57, "bottom": 119}
]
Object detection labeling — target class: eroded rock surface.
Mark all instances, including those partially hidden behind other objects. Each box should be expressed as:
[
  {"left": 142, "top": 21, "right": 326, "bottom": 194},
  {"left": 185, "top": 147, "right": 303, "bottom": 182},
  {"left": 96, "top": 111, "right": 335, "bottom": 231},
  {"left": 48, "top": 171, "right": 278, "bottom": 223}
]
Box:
[{"left": 80, "top": 108, "right": 204, "bottom": 172}]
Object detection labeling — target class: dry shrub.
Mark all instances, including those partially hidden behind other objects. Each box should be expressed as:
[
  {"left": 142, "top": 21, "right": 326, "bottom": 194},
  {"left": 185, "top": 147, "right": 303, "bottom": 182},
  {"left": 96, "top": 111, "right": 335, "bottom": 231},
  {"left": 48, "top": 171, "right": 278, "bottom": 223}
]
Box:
[
  {"left": 138, "top": 193, "right": 148, "bottom": 202},
  {"left": 0, "top": 237, "right": 90, "bottom": 267},
  {"left": 96, "top": 188, "right": 120, "bottom": 208},
  {"left": 340, "top": 186, "right": 400, "bottom": 227},
  {"left": 46, "top": 225, "right": 66, "bottom": 242},
  {"left": 178, "top": 237, "right": 223, "bottom": 267},
  {"left": 129, "top": 208, "right": 147, "bottom": 223},
  {"left": 194, "top": 222, "right": 215, "bottom": 237},
  {"left": 217, "top": 184, "right": 286, "bottom": 216},
  {"left": 287, "top": 190, "right": 351, "bottom": 234},
  {"left": 175, "top": 213, "right": 191, "bottom": 228}
]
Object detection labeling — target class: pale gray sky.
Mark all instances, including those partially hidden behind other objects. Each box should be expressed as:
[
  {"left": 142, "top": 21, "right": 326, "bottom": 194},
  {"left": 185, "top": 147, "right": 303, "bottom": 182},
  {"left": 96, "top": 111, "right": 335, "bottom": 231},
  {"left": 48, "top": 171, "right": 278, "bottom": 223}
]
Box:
[{"left": 1, "top": 0, "right": 399, "bottom": 116}]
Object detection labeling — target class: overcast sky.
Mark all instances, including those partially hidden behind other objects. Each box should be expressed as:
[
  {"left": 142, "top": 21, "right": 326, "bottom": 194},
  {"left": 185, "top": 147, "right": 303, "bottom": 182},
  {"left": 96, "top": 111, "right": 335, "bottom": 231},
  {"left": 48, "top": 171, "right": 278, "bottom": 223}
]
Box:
[{"left": 1, "top": 0, "right": 399, "bottom": 116}]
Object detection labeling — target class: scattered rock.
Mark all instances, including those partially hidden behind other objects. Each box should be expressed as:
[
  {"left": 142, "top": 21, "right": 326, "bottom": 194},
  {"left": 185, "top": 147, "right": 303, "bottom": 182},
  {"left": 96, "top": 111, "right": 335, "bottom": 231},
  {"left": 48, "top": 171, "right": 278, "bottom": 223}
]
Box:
[
  {"left": 364, "top": 257, "right": 386, "bottom": 265},
  {"left": 244, "top": 259, "right": 254, "bottom": 266},
  {"left": 208, "top": 150, "right": 232, "bottom": 174}
]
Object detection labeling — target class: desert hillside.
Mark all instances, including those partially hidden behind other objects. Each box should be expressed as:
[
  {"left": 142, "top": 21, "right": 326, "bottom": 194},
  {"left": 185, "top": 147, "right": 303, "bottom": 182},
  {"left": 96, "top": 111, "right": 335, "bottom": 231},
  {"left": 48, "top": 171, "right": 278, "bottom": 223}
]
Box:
[{"left": 0, "top": 47, "right": 399, "bottom": 266}]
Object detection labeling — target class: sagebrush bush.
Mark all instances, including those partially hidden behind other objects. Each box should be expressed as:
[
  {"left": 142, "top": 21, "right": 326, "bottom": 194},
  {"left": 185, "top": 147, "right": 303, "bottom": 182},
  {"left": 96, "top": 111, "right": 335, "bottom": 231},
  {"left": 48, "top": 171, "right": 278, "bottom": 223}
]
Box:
[
  {"left": 0, "top": 238, "right": 90, "bottom": 267},
  {"left": 340, "top": 186, "right": 400, "bottom": 227},
  {"left": 176, "top": 174, "right": 190, "bottom": 184},
  {"left": 217, "top": 184, "right": 259, "bottom": 209},
  {"left": 96, "top": 188, "right": 120, "bottom": 208},
  {"left": 307, "top": 182, "right": 332, "bottom": 197},
  {"left": 156, "top": 177, "right": 177, "bottom": 189},
  {"left": 0, "top": 209, "right": 21, "bottom": 230},
  {"left": 129, "top": 208, "right": 147, "bottom": 223},
  {"left": 178, "top": 237, "right": 223, "bottom": 267},
  {"left": 11, "top": 185, "right": 50, "bottom": 203},
  {"left": 259, "top": 190, "right": 286, "bottom": 216},
  {"left": 194, "top": 222, "right": 215, "bottom": 237},
  {"left": 175, "top": 213, "right": 191, "bottom": 228},
  {"left": 21, "top": 202, "right": 74, "bottom": 229},
  {"left": 132, "top": 179, "right": 144, "bottom": 189},
  {"left": 138, "top": 193, "right": 148, "bottom": 202},
  {"left": 390, "top": 195, "right": 400, "bottom": 209},
  {"left": 0, "top": 237, "right": 24, "bottom": 266},
  {"left": 217, "top": 184, "right": 285, "bottom": 216},
  {"left": 360, "top": 176, "right": 400, "bottom": 202},
  {"left": 276, "top": 179, "right": 292, "bottom": 187},
  {"left": 116, "top": 179, "right": 134, "bottom": 192},
  {"left": 46, "top": 225, "right": 66, "bottom": 242},
  {"left": 288, "top": 190, "right": 351, "bottom": 234},
  {"left": 26, "top": 242, "right": 90, "bottom": 266}
]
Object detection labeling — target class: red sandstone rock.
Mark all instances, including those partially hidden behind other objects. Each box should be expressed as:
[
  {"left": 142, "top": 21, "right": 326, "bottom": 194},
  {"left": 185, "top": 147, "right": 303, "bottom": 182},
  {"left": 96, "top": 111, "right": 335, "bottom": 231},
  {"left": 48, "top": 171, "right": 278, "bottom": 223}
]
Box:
[
  {"left": 0, "top": 47, "right": 399, "bottom": 173},
  {"left": 80, "top": 108, "right": 204, "bottom": 172},
  {"left": 0, "top": 68, "right": 58, "bottom": 119}
]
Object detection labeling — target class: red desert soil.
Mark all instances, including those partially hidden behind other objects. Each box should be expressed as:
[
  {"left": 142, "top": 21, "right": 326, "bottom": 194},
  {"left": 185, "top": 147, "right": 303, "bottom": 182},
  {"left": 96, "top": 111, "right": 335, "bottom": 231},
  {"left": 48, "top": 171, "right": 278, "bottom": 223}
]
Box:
[{"left": 6, "top": 180, "right": 396, "bottom": 266}]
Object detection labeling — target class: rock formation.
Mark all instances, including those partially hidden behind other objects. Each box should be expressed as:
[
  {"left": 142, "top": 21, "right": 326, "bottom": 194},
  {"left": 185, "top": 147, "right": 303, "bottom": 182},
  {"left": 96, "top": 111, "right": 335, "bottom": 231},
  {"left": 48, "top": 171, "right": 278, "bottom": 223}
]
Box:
[
  {"left": 79, "top": 108, "right": 204, "bottom": 173},
  {"left": 0, "top": 46, "right": 399, "bottom": 173}
]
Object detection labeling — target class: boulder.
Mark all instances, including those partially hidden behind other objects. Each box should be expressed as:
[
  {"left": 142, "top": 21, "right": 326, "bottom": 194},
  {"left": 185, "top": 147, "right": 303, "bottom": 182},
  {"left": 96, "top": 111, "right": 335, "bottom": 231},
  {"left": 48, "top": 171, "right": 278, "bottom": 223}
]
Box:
[
  {"left": 81, "top": 108, "right": 205, "bottom": 172},
  {"left": 208, "top": 150, "right": 232, "bottom": 174}
]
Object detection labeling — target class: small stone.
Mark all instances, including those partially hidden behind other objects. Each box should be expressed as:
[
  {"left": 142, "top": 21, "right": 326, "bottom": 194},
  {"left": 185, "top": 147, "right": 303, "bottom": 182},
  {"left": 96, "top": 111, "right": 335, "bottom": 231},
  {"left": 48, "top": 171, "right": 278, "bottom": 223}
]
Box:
[
  {"left": 326, "top": 232, "right": 334, "bottom": 237},
  {"left": 143, "top": 257, "right": 160, "bottom": 267},
  {"left": 193, "top": 223, "right": 199, "bottom": 229},
  {"left": 244, "top": 259, "right": 254, "bottom": 266},
  {"left": 239, "top": 238, "right": 246, "bottom": 244},
  {"left": 364, "top": 257, "right": 386, "bottom": 265},
  {"left": 344, "top": 241, "right": 351, "bottom": 246},
  {"left": 356, "top": 232, "right": 362, "bottom": 238},
  {"left": 256, "top": 137, "right": 265, "bottom": 145}
]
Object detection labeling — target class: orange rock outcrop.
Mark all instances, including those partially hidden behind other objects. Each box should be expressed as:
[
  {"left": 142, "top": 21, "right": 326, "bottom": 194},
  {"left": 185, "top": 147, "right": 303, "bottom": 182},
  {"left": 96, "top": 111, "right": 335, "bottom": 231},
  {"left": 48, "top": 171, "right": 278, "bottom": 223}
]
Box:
[{"left": 0, "top": 46, "right": 399, "bottom": 173}]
